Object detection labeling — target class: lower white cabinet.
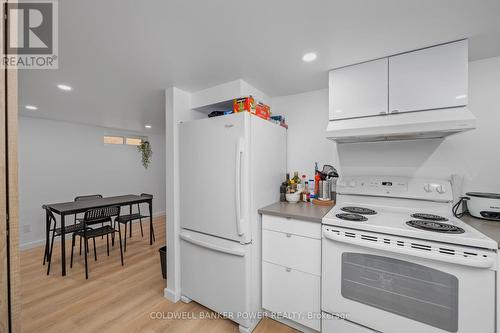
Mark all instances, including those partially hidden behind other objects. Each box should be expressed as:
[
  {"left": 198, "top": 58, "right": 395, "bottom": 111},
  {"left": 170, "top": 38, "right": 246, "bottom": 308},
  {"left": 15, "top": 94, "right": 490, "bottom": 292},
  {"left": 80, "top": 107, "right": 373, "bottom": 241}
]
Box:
[
  {"left": 261, "top": 214, "right": 321, "bottom": 331},
  {"left": 497, "top": 255, "right": 500, "bottom": 332},
  {"left": 262, "top": 261, "right": 320, "bottom": 330}
]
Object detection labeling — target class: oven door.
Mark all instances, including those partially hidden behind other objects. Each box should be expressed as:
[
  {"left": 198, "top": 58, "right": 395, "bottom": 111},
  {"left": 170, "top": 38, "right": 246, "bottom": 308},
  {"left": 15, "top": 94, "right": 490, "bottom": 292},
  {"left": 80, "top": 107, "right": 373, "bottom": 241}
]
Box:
[{"left": 322, "top": 226, "right": 497, "bottom": 333}]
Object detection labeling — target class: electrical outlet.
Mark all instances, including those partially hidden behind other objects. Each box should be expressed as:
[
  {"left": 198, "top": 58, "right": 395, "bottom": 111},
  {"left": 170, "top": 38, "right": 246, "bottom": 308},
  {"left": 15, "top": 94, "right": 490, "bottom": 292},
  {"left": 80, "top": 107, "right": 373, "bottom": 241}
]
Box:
[{"left": 23, "top": 224, "right": 31, "bottom": 233}]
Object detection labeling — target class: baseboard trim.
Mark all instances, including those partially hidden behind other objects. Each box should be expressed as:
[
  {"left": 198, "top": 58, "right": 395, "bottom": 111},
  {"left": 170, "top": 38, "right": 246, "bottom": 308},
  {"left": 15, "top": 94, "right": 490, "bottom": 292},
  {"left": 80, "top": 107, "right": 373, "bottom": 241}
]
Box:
[
  {"left": 263, "top": 310, "right": 319, "bottom": 333},
  {"left": 20, "top": 238, "right": 46, "bottom": 250},
  {"left": 20, "top": 211, "right": 166, "bottom": 251},
  {"left": 164, "top": 287, "right": 180, "bottom": 303}
]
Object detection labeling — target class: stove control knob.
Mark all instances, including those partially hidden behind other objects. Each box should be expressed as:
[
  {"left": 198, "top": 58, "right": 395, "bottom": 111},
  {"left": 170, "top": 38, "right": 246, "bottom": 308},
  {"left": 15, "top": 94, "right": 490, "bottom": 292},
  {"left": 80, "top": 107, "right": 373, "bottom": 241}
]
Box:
[
  {"left": 436, "top": 185, "right": 446, "bottom": 194},
  {"left": 424, "top": 183, "right": 433, "bottom": 192}
]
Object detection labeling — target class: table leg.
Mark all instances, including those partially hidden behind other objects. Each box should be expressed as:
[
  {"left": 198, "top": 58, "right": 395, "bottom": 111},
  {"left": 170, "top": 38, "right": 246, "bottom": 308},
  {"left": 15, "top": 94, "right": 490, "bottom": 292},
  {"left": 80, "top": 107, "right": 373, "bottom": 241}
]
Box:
[
  {"left": 129, "top": 205, "right": 132, "bottom": 237},
  {"left": 43, "top": 209, "right": 49, "bottom": 264},
  {"left": 149, "top": 199, "right": 153, "bottom": 245},
  {"left": 61, "top": 213, "right": 66, "bottom": 276}
]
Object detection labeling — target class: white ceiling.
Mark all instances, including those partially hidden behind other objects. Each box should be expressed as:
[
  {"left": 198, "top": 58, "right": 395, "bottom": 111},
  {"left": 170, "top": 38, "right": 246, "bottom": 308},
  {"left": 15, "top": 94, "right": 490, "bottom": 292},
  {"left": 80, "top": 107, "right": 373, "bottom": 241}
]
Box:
[{"left": 19, "top": 0, "right": 500, "bottom": 132}]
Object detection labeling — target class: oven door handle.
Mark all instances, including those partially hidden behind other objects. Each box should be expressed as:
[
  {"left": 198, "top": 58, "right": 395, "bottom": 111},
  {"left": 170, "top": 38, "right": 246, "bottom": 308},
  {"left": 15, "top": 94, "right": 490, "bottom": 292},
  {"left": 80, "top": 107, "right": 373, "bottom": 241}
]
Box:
[{"left": 323, "top": 231, "right": 495, "bottom": 269}]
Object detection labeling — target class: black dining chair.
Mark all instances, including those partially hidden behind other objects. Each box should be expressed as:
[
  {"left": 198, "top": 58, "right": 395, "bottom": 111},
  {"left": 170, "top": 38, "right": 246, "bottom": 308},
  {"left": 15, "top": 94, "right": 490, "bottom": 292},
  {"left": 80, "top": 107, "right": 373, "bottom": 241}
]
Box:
[
  {"left": 71, "top": 205, "right": 123, "bottom": 279},
  {"left": 74, "top": 194, "right": 105, "bottom": 246},
  {"left": 114, "top": 193, "right": 155, "bottom": 251},
  {"left": 44, "top": 205, "right": 89, "bottom": 275},
  {"left": 74, "top": 194, "right": 103, "bottom": 223}
]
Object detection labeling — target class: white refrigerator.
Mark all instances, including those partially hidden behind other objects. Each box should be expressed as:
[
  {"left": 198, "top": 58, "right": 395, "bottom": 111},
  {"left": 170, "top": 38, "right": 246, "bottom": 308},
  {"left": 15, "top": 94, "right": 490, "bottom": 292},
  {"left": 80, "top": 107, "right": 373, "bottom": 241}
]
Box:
[{"left": 179, "top": 112, "right": 286, "bottom": 333}]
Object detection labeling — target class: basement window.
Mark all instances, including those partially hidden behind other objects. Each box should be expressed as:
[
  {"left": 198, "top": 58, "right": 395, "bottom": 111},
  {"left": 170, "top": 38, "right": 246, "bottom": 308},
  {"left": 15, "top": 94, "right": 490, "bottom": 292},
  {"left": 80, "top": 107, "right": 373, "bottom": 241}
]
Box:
[
  {"left": 103, "top": 135, "right": 146, "bottom": 146},
  {"left": 103, "top": 136, "right": 124, "bottom": 145},
  {"left": 125, "top": 137, "right": 142, "bottom": 146}
]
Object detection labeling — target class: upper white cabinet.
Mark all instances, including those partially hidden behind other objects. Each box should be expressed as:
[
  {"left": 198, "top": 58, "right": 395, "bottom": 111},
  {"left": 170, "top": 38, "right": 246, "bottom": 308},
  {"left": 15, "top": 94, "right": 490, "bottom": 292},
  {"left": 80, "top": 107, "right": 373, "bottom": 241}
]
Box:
[
  {"left": 388, "top": 40, "right": 468, "bottom": 114},
  {"left": 329, "top": 40, "right": 469, "bottom": 120},
  {"left": 329, "top": 58, "right": 388, "bottom": 120}
]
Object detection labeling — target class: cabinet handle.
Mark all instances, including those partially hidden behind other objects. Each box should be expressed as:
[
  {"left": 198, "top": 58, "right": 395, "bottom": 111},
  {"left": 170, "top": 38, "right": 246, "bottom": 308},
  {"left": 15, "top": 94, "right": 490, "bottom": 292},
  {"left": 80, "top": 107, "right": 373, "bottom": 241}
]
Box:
[
  {"left": 379, "top": 111, "right": 387, "bottom": 115},
  {"left": 285, "top": 267, "right": 292, "bottom": 272},
  {"left": 285, "top": 216, "right": 291, "bottom": 220},
  {"left": 286, "top": 233, "right": 292, "bottom": 238},
  {"left": 391, "top": 110, "right": 399, "bottom": 114}
]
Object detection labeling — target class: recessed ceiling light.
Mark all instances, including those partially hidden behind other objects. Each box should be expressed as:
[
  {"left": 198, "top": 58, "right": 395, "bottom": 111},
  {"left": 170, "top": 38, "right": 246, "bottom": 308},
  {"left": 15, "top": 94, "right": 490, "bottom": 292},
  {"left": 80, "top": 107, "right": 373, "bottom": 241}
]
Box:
[
  {"left": 302, "top": 52, "right": 317, "bottom": 62},
  {"left": 25, "top": 105, "right": 38, "bottom": 110},
  {"left": 57, "top": 84, "right": 72, "bottom": 91},
  {"left": 145, "top": 125, "right": 152, "bottom": 129}
]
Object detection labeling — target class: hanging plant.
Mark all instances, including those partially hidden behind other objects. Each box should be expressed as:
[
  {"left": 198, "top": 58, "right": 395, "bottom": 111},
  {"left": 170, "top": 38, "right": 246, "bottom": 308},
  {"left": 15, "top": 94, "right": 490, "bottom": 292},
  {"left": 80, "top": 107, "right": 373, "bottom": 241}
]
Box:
[{"left": 138, "top": 140, "right": 153, "bottom": 169}]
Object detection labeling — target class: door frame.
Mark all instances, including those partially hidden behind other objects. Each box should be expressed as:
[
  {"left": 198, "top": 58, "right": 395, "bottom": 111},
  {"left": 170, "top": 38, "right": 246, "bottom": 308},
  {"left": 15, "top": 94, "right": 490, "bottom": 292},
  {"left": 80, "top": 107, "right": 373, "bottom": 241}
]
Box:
[{"left": 1, "top": 0, "right": 20, "bottom": 331}]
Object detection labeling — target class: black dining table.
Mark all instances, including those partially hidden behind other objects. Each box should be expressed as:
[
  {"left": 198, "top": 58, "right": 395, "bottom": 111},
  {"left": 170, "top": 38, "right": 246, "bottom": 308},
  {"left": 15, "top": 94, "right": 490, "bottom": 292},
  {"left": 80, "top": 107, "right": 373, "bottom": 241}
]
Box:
[{"left": 43, "top": 194, "right": 154, "bottom": 276}]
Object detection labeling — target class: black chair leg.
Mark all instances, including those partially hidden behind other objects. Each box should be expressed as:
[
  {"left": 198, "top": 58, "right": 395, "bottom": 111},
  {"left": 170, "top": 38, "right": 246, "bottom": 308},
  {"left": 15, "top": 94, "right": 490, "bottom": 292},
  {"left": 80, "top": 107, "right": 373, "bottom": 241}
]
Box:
[
  {"left": 82, "top": 238, "right": 89, "bottom": 254},
  {"left": 139, "top": 219, "right": 144, "bottom": 237},
  {"left": 118, "top": 226, "right": 124, "bottom": 266},
  {"left": 70, "top": 234, "right": 75, "bottom": 268},
  {"left": 93, "top": 238, "right": 97, "bottom": 261},
  {"left": 46, "top": 229, "right": 56, "bottom": 275},
  {"left": 124, "top": 223, "right": 127, "bottom": 252},
  {"left": 111, "top": 220, "right": 115, "bottom": 246},
  {"left": 43, "top": 239, "right": 48, "bottom": 265},
  {"left": 129, "top": 221, "right": 132, "bottom": 238},
  {"left": 151, "top": 223, "right": 156, "bottom": 242},
  {"left": 106, "top": 234, "right": 110, "bottom": 256},
  {"left": 84, "top": 238, "right": 89, "bottom": 279}
]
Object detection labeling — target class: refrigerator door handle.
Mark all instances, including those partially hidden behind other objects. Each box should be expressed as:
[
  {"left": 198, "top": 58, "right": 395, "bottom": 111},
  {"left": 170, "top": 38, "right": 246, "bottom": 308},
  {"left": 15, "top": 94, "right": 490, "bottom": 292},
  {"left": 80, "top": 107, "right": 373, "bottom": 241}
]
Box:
[
  {"left": 180, "top": 233, "right": 245, "bottom": 257},
  {"left": 235, "top": 138, "right": 245, "bottom": 236}
]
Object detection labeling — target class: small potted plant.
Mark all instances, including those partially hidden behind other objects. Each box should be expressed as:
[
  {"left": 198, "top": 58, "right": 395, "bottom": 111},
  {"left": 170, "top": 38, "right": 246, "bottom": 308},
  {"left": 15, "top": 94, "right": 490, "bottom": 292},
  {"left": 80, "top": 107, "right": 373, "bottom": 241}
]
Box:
[{"left": 138, "top": 140, "right": 152, "bottom": 169}]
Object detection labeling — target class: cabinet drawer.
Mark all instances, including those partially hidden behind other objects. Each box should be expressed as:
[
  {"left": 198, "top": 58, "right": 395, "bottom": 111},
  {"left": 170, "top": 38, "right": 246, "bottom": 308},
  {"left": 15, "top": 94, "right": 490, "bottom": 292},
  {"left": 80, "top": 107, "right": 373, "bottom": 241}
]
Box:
[
  {"left": 262, "top": 261, "right": 320, "bottom": 331},
  {"left": 263, "top": 229, "right": 320, "bottom": 275},
  {"left": 262, "top": 214, "right": 321, "bottom": 239}
]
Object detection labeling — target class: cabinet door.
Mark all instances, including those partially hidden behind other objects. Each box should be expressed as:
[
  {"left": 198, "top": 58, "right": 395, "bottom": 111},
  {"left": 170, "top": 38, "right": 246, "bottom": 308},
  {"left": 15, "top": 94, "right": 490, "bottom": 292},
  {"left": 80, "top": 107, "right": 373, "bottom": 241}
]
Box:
[
  {"left": 389, "top": 40, "right": 468, "bottom": 114},
  {"left": 329, "top": 58, "right": 388, "bottom": 120},
  {"left": 262, "top": 261, "right": 320, "bottom": 330}
]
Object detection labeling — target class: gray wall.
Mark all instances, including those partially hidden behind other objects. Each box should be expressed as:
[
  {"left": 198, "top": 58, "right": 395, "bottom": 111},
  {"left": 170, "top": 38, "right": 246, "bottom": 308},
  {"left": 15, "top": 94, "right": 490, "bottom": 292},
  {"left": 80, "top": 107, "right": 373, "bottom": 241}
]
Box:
[{"left": 18, "top": 117, "right": 166, "bottom": 248}]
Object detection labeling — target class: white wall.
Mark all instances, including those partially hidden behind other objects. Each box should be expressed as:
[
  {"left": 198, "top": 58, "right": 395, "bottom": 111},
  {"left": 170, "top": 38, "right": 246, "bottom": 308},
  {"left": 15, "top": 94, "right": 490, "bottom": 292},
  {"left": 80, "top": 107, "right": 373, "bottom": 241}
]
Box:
[
  {"left": 18, "top": 116, "right": 166, "bottom": 248},
  {"left": 273, "top": 56, "right": 500, "bottom": 195},
  {"left": 271, "top": 89, "right": 339, "bottom": 179}
]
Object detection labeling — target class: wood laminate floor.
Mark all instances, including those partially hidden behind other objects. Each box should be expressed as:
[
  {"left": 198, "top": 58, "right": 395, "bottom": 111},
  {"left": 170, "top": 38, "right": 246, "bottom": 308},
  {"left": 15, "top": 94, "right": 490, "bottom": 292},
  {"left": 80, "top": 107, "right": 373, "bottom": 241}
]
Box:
[{"left": 20, "top": 216, "right": 298, "bottom": 333}]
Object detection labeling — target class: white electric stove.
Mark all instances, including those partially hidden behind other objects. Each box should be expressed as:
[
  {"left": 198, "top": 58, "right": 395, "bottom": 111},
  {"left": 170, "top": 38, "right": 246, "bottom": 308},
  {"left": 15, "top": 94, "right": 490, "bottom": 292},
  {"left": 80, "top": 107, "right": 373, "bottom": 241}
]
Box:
[{"left": 321, "top": 176, "right": 498, "bottom": 333}]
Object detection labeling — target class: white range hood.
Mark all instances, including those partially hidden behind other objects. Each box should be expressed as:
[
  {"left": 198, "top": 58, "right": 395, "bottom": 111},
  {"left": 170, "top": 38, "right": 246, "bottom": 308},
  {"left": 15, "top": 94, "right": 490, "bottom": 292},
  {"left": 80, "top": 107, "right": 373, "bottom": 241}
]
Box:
[{"left": 326, "top": 107, "right": 476, "bottom": 144}]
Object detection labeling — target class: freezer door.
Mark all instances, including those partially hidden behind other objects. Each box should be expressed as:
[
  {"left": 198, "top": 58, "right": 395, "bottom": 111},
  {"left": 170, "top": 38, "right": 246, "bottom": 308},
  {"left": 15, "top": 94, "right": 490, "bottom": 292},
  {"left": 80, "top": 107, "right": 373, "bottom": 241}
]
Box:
[
  {"left": 180, "top": 229, "right": 252, "bottom": 328},
  {"left": 180, "top": 112, "right": 249, "bottom": 243}
]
